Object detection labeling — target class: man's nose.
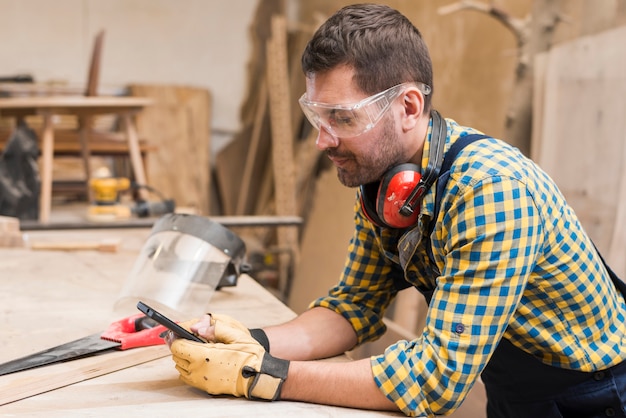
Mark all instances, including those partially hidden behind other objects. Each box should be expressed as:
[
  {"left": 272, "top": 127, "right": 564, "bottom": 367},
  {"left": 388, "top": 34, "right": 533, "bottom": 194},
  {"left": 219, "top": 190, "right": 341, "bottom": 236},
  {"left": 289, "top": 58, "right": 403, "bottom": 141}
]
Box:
[{"left": 315, "top": 127, "right": 340, "bottom": 150}]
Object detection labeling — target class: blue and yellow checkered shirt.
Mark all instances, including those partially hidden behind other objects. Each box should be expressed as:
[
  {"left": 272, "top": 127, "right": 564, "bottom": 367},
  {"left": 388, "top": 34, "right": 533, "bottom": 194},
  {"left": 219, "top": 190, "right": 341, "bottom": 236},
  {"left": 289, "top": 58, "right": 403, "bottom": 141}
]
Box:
[{"left": 310, "top": 118, "right": 626, "bottom": 416}]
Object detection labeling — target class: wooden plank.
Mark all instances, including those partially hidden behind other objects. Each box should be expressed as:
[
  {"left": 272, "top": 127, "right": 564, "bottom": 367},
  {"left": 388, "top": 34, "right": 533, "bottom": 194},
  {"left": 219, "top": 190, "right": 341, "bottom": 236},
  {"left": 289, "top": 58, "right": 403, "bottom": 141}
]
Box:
[
  {"left": 266, "top": 14, "right": 299, "bottom": 297},
  {"left": 0, "top": 96, "right": 151, "bottom": 113},
  {"left": 121, "top": 113, "right": 148, "bottom": 201},
  {"left": 39, "top": 114, "right": 54, "bottom": 223},
  {"left": 30, "top": 238, "right": 121, "bottom": 252},
  {"left": 0, "top": 346, "right": 170, "bottom": 406},
  {"left": 236, "top": 79, "right": 268, "bottom": 215}
]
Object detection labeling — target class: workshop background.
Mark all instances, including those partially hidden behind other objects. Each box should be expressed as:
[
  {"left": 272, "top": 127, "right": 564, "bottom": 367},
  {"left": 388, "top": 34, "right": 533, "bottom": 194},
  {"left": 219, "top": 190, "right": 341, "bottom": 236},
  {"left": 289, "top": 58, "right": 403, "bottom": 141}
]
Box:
[
  {"left": 1, "top": 1, "right": 625, "bottom": 416},
  {"left": 1, "top": 0, "right": 625, "bottom": 377}
]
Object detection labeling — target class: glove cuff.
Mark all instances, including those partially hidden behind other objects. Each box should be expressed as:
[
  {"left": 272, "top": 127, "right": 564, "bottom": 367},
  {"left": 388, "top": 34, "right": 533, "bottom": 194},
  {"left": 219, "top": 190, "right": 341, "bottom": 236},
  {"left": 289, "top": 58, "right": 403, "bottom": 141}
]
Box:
[
  {"left": 244, "top": 353, "right": 289, "bottom": 401},
  {"left": 249, "top": 328, "right": 270, "bottom": 352}
]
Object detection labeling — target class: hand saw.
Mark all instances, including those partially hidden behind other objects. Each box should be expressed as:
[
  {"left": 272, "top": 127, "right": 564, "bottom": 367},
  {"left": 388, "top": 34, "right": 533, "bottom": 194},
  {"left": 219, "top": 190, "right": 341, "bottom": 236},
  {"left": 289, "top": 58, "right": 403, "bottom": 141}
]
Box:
[{"left": 0, "top": 313, "right": 167, "bottom": 376}]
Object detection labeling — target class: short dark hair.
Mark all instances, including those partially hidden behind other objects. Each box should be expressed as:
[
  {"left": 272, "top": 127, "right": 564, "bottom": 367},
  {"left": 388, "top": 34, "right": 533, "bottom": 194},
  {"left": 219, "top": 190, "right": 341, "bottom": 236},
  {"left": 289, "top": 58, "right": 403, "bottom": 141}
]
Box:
[{"left": 301, "top": 3, "right": 433, "bottom": 110}]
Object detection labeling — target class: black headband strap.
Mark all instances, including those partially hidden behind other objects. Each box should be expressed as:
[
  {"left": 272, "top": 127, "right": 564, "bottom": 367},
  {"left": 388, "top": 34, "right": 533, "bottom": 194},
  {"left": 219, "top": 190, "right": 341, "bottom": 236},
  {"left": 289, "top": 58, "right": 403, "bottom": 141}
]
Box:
[{"left": 399, "top": 109, "right": 447, "bottom": 216}]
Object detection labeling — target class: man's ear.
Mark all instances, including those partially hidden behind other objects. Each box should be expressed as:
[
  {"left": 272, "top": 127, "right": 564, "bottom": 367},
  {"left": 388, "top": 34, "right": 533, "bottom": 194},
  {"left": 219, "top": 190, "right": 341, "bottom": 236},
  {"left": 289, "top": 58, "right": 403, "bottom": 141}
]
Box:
[{"left": 400, "top": 87, "right": 425, "bottom": 132}]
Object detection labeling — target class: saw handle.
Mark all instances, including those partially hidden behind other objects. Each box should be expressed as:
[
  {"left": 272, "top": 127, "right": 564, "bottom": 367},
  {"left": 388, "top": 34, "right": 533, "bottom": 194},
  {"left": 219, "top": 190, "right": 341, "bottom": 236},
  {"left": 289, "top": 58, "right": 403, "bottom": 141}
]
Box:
[{"left": 100, "top": 313, "right": 168, "bottom": 350}]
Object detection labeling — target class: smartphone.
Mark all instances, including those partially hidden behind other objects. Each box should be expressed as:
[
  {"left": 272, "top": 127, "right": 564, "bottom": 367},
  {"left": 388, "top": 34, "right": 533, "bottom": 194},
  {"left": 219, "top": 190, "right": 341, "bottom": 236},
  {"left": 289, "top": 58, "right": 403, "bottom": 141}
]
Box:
[{"left": 137, "top": 301, "right": 205, "bottom": 343}]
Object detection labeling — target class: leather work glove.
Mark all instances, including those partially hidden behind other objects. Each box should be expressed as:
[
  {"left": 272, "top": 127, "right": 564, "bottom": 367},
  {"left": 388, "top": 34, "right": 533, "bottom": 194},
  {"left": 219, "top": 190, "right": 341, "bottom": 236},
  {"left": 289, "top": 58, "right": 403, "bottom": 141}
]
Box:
[
  {"left": 170, "top": 339, "right": 289, "bottom": 400},
  {"left": 209, "top": 314, "right": 270, "bottom": 351}
]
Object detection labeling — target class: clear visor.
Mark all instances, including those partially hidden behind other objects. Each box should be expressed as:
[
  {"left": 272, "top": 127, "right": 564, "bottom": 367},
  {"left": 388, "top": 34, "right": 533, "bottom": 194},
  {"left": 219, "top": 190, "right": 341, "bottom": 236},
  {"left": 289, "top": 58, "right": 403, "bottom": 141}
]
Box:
[
  {"left": 299, "top": 82, "right": 431, "bottom": 138},
  {"left": 112, "top": 213, "right": 246, "bottom": 321}
]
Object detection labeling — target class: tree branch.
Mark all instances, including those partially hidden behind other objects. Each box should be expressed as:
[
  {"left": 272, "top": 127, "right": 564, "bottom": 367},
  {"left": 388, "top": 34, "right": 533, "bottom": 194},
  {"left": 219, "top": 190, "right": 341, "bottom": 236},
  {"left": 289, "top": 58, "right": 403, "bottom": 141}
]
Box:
[{"left": 438, "top": 0, "right": 529, "bottom": 47}]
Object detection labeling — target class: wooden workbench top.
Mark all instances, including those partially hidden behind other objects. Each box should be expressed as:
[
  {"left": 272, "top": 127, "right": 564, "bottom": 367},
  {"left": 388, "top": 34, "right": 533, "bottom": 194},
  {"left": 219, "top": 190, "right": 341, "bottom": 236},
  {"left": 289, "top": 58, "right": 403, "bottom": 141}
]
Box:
[{"left": 0, "top": 228, "right": 399, "bottom": 417}]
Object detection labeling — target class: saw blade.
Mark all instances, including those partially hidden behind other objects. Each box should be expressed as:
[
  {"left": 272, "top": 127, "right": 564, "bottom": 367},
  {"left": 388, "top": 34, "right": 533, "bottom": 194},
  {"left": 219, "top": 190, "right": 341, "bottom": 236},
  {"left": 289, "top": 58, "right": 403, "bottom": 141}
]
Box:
[{"left": 0, "top": 333, "right": 120, "bottom": 376}]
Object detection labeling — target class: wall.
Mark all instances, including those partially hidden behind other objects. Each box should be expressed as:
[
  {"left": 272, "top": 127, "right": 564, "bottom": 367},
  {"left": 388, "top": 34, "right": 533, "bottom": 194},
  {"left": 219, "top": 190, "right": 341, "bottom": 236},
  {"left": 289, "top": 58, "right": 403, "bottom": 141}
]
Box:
[
  {"left": 297, "top": 0, "right": 626, "bottom": 142},
  {"left": 0, "top": 0, "right": 258, "bottom": 139}
]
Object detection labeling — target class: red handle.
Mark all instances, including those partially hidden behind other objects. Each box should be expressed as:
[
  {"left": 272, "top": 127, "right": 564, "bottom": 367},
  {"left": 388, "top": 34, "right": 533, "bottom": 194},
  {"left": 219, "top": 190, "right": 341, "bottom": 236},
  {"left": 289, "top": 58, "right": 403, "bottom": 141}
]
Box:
[{"left": 101, "top": 313, "right": 168, "bottom": 350}]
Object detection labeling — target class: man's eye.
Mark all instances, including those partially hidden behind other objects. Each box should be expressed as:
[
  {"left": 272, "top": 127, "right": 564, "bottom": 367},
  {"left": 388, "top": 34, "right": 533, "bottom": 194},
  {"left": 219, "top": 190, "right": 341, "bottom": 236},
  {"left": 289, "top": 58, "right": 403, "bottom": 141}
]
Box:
[{"left": 330, "top": 110, "right": 356, "bottom": 127}]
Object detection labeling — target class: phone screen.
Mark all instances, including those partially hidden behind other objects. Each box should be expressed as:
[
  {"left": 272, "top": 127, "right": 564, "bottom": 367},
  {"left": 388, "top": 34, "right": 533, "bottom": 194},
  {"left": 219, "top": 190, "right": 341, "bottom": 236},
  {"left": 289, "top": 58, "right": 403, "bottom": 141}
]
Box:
[{"left": 137, "top": 301, "right": 205, "bottom": 343}]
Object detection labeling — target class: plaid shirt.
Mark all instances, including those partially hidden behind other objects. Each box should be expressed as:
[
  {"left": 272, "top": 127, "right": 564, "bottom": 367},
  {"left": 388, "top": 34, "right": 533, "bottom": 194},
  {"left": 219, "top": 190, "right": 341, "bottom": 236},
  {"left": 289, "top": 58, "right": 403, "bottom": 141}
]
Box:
[{"left": 310, "top": 118, "right": 626, "bottom": 416}]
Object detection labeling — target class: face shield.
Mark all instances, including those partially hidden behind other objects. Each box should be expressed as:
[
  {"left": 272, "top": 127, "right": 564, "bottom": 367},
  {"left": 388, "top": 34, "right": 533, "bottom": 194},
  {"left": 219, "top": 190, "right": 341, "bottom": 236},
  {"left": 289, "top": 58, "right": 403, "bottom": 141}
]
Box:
[{"left": 114, "top": 213, "right": 247, "bottom": 320}]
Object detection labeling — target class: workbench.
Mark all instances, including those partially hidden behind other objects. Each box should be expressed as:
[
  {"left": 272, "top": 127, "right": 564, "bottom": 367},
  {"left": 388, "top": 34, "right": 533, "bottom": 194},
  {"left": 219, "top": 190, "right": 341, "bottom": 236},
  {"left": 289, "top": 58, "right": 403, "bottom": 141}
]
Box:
[{"left": 0, "top": 228, "right": 399, "bottom": 417}]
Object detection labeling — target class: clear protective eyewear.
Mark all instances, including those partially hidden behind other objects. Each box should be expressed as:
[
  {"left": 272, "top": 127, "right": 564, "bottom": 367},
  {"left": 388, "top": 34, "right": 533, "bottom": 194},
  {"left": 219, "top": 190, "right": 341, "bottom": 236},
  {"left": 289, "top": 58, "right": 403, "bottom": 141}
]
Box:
[{"left": 298, "top": 81, "right": 431, "bottom": 138}]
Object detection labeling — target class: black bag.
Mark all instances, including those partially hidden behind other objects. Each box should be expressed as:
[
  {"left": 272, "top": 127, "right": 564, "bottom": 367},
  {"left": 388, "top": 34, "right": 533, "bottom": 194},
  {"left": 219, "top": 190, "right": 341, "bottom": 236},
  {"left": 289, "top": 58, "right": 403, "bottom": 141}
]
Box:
[{"left": 0, "top": 120, "right": 41, "bottom": 220}]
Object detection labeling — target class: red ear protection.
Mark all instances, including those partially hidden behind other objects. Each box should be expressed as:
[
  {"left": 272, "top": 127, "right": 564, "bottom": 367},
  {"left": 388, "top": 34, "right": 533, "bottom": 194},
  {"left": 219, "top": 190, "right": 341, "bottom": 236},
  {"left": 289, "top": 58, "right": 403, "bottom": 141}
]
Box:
[
  {"left": 360, "top": 164, "right": 421, "bottom": 229},
  {"left": 360, "top": 109, "right": 447, "bottom": 229}
]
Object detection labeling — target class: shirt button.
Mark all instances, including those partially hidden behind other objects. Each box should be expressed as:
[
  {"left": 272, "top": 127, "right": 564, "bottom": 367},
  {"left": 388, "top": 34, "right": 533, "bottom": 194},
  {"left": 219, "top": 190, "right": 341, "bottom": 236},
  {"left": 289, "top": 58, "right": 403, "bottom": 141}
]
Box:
[
  {"left": 454, "top": 323, "right": 465, "bottom": 334},
  {"left": 605, "top": 407, "right": 615, "bottom": 416},
  {"left": 594, "top": 371, "right": 606, "bottom": 381}
]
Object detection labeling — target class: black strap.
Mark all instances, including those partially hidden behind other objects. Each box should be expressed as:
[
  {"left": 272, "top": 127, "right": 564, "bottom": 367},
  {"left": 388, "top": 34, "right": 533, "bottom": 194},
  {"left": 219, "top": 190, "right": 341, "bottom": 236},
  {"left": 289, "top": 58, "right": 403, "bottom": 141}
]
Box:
[
  {"left": 399, "top": 110, "right": 447, "bottom": 217},
  {"left": 428, "top": 134, "right": 490, "bottom": 238},
  {"left": 420, "top": 134, "right": 490, "bottom": 291}
]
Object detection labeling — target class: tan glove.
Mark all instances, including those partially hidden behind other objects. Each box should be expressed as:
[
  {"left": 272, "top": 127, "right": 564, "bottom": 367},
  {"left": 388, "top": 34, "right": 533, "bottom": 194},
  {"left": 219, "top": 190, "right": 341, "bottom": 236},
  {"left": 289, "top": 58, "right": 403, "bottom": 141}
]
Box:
[
  {"left": 211, "top": 314, "right": 256, "bottom": 344},
  {"left": 171, "top": 339, "right": 289, "bottom": 400},
  {"left": 205, "top": 314, "right": 270, "bottom": 351}
]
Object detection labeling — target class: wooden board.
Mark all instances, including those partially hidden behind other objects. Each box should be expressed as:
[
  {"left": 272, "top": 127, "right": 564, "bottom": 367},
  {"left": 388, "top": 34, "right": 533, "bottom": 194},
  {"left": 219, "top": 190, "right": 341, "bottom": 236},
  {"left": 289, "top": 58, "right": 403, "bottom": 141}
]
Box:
[
  {"left": 129, "top": 84, "right": 212, "bottom": 215},
  {"left": 532, "top": 26, "right": 626, "bottom": 277},
  {"left": 266, "top": 14, "right": 299, "bottom": 296},
  {"left": 0, "top": 346, "right": 170, "bottom": 406}
]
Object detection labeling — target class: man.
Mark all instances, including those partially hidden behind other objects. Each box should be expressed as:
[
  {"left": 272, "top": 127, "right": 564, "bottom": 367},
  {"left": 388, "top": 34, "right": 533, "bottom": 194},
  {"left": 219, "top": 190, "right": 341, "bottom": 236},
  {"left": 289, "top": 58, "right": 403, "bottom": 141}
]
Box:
[{"left": 167, "top": 4, "right": 626, "bottom": 417}]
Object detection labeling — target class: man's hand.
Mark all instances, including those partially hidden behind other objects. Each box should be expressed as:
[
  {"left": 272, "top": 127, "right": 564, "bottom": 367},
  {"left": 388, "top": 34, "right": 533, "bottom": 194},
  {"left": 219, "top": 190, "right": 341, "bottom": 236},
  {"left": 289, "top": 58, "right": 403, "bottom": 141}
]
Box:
[{"left": 170, "top": 339, "right": 289, "bottom": 400}]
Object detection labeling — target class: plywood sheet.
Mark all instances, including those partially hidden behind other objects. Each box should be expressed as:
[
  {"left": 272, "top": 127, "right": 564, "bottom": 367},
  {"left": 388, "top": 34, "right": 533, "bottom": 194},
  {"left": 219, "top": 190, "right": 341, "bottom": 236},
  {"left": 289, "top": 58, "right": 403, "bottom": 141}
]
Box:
[
  {"left": 532, "top": 26, "right": 626, "bottom": 277},
  {"left": 129, "top": 84, "right": 212, "bottom": 215}
]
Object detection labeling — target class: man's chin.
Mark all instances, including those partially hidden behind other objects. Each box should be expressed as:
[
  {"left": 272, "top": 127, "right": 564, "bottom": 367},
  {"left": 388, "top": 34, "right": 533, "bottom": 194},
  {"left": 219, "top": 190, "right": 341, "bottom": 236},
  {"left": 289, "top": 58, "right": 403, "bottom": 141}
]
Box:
[{"left": 336, "top": 169, "right": 376, "bottom": 188}]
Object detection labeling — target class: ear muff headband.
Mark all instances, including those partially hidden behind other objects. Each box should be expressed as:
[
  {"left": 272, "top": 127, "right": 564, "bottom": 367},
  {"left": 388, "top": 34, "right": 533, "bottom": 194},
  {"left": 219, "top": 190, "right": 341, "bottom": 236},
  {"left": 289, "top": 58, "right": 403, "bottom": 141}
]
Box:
[
  {"left": 399, "top": 109, "right": 446, "bottom": 217},
  {"left": 360, "top": 109, "right": 447, "bottom": 229}
]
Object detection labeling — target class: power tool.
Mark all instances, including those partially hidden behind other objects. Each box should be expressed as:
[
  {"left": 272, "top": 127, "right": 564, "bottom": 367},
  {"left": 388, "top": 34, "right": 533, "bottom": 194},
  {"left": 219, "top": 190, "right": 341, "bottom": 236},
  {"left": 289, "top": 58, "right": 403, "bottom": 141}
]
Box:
[{"left": 87, "top": 177, "right": 132, "bottom": 222}]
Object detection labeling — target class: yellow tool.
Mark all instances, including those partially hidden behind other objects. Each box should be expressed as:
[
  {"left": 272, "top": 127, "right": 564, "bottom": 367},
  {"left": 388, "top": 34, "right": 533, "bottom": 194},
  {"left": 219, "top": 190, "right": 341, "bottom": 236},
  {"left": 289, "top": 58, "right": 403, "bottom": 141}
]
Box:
[{"left": 87, "top": 177, "right": 132, "bottom": 222}]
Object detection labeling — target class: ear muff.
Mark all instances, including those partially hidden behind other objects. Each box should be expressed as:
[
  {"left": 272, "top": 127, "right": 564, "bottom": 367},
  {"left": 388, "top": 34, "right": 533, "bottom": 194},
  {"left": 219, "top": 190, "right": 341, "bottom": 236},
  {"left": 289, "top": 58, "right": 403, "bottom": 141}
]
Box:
[
  {"left": 377, "top": 163, "right": 422, "bottom": 228},
  {"left": 359, "top": 109, "right": 447, "bottom": 230},
  {"left": 359, "top": 164, "right": 421, "bottom": 229}
]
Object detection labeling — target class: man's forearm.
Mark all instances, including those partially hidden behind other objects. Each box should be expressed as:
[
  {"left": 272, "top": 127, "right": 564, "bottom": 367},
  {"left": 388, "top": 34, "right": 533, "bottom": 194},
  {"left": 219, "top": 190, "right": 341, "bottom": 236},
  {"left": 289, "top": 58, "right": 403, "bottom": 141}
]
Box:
[
  {"left": 265, "top": 307, "right": 358, "bottom": 360},
  {"left": 281, "top": 357, "right": 399, "bottom": 412}
]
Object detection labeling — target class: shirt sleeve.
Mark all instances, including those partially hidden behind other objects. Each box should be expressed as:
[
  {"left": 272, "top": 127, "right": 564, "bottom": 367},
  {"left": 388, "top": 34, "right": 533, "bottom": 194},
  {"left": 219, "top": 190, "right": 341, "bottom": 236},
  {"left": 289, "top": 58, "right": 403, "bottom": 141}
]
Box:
[
  {"left": 310, "top": 197, "right": 405, "bottom": 344},
  {"left": 371, "top": 175, "right": 543, "bottom": 416}
]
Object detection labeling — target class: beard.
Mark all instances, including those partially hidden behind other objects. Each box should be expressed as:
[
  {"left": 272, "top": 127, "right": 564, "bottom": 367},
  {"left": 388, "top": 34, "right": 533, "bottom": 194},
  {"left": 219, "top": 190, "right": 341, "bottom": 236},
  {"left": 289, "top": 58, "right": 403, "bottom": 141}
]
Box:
[{"left": 331, "top": 116, "right": 407, "bottom": 187}]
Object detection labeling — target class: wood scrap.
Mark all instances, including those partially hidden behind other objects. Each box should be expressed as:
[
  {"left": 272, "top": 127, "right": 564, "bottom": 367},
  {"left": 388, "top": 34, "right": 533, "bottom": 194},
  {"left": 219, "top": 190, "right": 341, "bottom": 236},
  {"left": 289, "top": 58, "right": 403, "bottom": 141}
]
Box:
[
  {"left": 0, "top": 216, "right": 25, "bottom": 247},
  {"left": 29, "top": 238, "right": 121, "bottom": 253}
]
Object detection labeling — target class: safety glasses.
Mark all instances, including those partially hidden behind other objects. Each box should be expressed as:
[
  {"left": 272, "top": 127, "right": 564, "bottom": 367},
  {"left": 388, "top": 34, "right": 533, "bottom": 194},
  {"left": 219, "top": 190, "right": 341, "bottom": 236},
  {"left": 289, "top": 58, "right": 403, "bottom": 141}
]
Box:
[{"left": 299, "top": 82, "right": 431, "bottom": 138}]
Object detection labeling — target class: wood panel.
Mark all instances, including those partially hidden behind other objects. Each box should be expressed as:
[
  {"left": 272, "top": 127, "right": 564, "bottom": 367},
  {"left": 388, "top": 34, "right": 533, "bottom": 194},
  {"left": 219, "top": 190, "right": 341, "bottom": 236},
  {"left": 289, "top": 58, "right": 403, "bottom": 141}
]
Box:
[
  {"left": 129, "top": 84, "right": 212, "bottom": 215},
  {"left": 532, "top": 26, "right": 626, "bottom": 277}
]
